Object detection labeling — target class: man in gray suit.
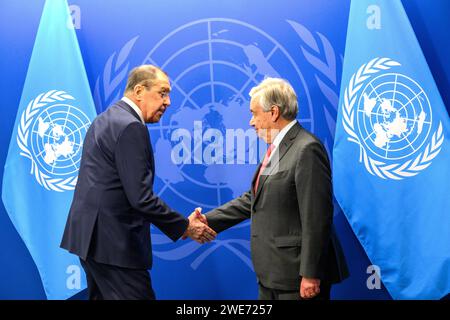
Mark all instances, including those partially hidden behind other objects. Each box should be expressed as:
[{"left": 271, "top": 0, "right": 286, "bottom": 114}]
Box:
[{"left": 201, "top": 78, "right": 348, "bottom": 300}]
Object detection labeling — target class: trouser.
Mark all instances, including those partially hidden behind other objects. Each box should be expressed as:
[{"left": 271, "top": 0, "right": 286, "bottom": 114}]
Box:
[{"left": 80, "top": 257, "right": 155, "bottom": 300}]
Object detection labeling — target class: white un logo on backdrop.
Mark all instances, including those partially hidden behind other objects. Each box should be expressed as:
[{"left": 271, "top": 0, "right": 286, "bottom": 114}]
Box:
[
  {"left": 95, "top": 18, "right": 314, "bottom": 269},
  {"left": 142, "top": 18, "right": 313, "bottom": 208},
  {"left": 17, "top": 90, "right": 91, "bottom": 192},
  {"left": 341, "top": 57, "right": 443, "bottom": 180}
]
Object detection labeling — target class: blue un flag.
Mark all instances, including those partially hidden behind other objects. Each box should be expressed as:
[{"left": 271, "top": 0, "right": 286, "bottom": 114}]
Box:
[
  {"left": 2, "top": 0, "right": 96, "bottom": 299},
  {"left": 334, "top": 0, "right": 450, "bottom": 299}
]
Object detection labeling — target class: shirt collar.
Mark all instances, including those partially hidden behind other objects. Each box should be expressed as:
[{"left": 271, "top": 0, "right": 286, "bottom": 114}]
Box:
[
  {"left": 271, "top": 119, "right": 298, "bottom": 149},
  {"left": 121, "top": 96, "right": 145, "bottom": 124}
]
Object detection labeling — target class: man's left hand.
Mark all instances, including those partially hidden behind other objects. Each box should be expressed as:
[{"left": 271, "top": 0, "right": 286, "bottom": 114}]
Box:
[{"left": 300, "top": 277, "right": 321, "bottom": 299}]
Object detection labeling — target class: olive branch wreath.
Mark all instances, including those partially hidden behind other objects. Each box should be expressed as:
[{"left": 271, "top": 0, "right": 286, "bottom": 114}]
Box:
[
  {"left": 17, "top": 90, "right": 79, "bottom": 191},
  {"left": 341, "top": 57, "right": 443, "bottom": 179},
  {"left": 287, "top": 20, "right": 341, "bottom": 156},
  {"left": 288, "top": 21, "right": 443, "bottom": 180}
]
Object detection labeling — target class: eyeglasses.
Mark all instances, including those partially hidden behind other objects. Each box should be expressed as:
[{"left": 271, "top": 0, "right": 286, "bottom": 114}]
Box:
[
  {"left": 158, "top": 91, "right": 170, "bottom": 99},
  {"left": 139, "top": 84, "right": 170, "bottom": 99}
]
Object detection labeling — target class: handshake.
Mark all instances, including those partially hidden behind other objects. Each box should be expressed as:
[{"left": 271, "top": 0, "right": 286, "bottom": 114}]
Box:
[{"left": 182, "top": 208, "right": 217, "bottom": 244}]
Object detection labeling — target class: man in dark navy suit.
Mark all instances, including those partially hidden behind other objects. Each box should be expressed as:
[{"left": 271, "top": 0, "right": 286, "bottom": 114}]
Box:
[{"left": 61, "top": 65, "right": 216, "bottom": 300}]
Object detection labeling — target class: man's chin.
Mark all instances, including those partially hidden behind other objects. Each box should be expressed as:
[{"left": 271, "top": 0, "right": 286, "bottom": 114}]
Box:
[
  {"left": 149, "top": 112, "right": 164, "bottom": 123},
  {"left": 255, "top": 130, "right": 270, "bottom": 144}
]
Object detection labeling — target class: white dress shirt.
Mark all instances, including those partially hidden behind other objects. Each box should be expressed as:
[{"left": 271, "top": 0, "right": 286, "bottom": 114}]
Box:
[
  {"left": 268, "top": 119, "right": 298, "bottom": 162},
  {"left": 121, "top": 96, "right": 145, "bottom": 124}
]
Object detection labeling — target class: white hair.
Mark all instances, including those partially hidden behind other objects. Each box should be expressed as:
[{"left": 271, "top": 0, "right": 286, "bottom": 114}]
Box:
[{"left": 249, "top": 77, "right": 298, "bottom": 120}]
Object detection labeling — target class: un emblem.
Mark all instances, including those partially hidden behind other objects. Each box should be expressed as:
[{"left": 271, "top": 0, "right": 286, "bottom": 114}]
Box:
[
  {"left": 342, "top": 58, "right": 444, "bottom": 179},
  {"left": 143, "top": 18, "right": 312, "bottom": 208},
  {"left": 95, "top": 18, "right": 314, "bottom": 270},
  {"left": 17, "top": 90, "right": 91, "bottom": 191}
]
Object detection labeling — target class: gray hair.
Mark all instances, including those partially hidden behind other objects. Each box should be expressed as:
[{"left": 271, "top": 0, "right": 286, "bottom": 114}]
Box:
[
  {"left": 249, "top": 77, "right": 298, "bottom": 120},
  {"left": 124, "top": 65, "right": 167, "bottom": 93}
]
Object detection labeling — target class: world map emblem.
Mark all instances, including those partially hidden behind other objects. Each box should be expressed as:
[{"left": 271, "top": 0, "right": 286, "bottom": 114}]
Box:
[
  {"left": 95, "top": 18, "right": 318, "bottom": 269},
  {"left": 143, "top": 18, "right": 313, "bottom": 209},
  {"left": 341, "top": 57, "right": 444, "bottom": 180},
  {"left": 17, "top": 90, "right": 91, "bottom": 191}
]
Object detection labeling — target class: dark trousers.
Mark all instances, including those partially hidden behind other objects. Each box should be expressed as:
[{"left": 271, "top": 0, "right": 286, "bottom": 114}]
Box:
[
  {"left": 80, "top": 258, "right": 155, "bottom": 300},
  {"left": 258, "top": 282, "right": 331, "bottom": 300}
]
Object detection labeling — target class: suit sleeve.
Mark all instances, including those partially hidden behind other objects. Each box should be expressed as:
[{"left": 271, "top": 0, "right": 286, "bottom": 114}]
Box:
[
  {"left": 205, "top": 190, "right": 252, "bottom": 233},
  {"left": 115, "top": 122, "right": 188, "bottom": 241},
  {"left": 295, "top": 141, "right": 333, "bottom": 279}
]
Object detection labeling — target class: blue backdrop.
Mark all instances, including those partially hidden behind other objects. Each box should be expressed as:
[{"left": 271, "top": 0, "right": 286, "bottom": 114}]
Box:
[{"left": 0, "top": 0, "right": 449, "bottom": 299}]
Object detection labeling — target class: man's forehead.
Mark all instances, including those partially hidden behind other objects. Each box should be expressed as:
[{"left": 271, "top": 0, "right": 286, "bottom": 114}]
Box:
[
  {"left": 153, "top": 74, "right": 171, "bottom": 90},
  {"left": 250, "top": 99, "right": 260, "bottom": 110}
]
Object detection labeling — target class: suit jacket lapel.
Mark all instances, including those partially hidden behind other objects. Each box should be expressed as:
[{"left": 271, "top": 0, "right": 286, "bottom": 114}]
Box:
[
  {"left": 146, "top": 132, "right": 155, "bottom": 183},
  {"left": 116, "top": 100, "right": 142, "bottom": 122},
  {"left": 251, "top": 162, "right": 262, "bottom": 198},
  {"left": 116, "top": 100, "right": 155, "bottom": 180},
  {"left": 253, "top": 123, "right": 302, "bottom": 204}
]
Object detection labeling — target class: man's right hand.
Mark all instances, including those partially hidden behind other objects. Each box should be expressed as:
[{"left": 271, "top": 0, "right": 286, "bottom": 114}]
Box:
[
  {"left": 193, "top": 207, "right": 208, "bottom": 225},
  {"left": 182, "top": 207, "right": 217, "bottom": 243}
]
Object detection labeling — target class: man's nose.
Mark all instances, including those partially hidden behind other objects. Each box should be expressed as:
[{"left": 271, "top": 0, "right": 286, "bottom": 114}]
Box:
[
  {"left": 164, "top": 95, "right": 171, "bottom": 106},
  {"left": 249, "top": 116, "right": 255, "bottom": 127}
]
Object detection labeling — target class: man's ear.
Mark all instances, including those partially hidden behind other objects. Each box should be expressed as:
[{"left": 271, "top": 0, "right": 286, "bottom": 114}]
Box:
[
  {"left": 271, "top": 105, "right": 280, "bottom": 122},
  {"left": 134, "top": 85, "right": 144, "bottom": 101}
]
